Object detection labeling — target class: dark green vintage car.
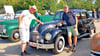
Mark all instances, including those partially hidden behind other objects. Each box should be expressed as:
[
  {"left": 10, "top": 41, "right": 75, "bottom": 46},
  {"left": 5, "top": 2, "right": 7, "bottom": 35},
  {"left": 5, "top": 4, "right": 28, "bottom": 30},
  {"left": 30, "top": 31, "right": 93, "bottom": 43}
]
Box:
[{"left": 0, "top": 10, "right": 54, "bottom": 42}]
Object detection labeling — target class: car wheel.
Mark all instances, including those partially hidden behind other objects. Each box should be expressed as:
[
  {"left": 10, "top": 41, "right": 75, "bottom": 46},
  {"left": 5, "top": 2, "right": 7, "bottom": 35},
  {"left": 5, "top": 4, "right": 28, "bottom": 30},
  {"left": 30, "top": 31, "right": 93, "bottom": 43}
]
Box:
[
  {"left": 53, "top": 34, "right": 65, "bottom": 54},
  {"left": 9, "top": 29, "right": 20, "bottom": 42}
]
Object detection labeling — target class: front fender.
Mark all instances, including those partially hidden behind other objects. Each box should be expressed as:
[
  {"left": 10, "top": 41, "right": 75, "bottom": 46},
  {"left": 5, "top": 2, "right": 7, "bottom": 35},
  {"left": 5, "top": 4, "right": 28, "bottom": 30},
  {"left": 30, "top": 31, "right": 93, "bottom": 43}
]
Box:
[
  {"left": 6, "top": 25, "right": 18, "bottom": 37},
  {"left": 49, "top": 29, "right": 62, "bottom": 40},
  {"left": 41, "top": 28, "right": 62, "bottom": 40}
]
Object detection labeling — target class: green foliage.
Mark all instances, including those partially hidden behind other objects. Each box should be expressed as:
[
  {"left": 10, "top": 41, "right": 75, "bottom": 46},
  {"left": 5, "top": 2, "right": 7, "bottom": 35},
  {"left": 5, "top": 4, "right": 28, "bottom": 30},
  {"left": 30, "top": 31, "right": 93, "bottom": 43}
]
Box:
[
  {"left": 67, "top": 0, "right": 98, "bottom": 11},
  {"left": 97, "top": 0, "right": 100, "bottom": 8},
  {"left": 0, "top": 0, "right": 67, "bottom": 14},
  {"left": 0, "top": 0, "right": 100, "bottom": 14},
  {"left": 57, "top": 0, "right": 67, "bottom": 10}
]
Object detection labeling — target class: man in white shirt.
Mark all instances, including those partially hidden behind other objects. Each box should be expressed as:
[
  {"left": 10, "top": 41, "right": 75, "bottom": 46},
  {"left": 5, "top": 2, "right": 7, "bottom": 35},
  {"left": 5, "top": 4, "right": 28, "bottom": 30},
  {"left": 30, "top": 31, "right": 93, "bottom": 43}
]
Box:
[{"left": 18, "top": 5, "right": 43, "bottom": 56}]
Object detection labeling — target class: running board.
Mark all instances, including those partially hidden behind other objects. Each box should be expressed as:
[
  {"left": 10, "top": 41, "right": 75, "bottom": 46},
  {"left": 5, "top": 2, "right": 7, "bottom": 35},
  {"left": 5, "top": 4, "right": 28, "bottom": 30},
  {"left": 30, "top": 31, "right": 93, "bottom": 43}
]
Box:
[{"left": 78, "top": 33, "right": 90, "bottom": 39}]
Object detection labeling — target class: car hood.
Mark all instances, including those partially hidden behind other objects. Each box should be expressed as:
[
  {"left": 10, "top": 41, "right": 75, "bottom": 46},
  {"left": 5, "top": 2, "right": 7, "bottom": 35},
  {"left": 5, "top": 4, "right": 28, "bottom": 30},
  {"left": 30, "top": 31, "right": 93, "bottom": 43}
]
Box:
[
  {"left": 37, "top": 20, "right": 61, "bottom": 34},
  {"left": 0, "top": 19, "right": 18, "bottom": 25}
]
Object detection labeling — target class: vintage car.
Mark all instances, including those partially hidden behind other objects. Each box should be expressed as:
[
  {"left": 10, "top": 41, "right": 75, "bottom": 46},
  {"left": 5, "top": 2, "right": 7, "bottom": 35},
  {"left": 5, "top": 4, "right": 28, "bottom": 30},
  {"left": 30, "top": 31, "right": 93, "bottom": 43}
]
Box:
[
  {"left": 29, "top": 9, "right": 96, "bottom": 54},
  {"left": 0, "top": 11, "right": 54, "bottom": 42},
  {"left": 90, "top": 33, "right": 100, "bottom": 56}
]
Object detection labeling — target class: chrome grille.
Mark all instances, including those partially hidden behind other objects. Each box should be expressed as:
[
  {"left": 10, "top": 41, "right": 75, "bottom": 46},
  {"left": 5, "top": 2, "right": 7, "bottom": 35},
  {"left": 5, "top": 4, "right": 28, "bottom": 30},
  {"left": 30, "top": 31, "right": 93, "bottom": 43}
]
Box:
[
  {"left": 30, "top": 31, "right": 42, "bottom": 42},
  {"left": 0, "top": 25, "right": 5, "bottom": 32}
]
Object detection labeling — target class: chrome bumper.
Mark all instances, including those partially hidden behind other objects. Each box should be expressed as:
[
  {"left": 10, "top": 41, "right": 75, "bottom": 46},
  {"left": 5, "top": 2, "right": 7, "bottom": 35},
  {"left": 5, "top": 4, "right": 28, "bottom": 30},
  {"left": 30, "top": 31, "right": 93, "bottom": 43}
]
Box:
[
  {"left": 0, "top": 34, "right": 9, "bottom": 37},
  {"left": 29, "top": 42, "right": 54, "bottom": 49},
  {"left": 90, "top": 50, "right": 100, "bottom": 56}
]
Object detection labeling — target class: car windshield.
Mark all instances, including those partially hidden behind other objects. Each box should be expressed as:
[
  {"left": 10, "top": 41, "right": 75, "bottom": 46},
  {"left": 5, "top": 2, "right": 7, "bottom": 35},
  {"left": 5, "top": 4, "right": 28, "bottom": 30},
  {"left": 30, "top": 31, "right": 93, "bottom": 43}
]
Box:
[
  {"left": 53, "top": 11, "right": 64, "bottom": 20},
  {"left": 0, "top": 14, "right": 18, "bottom": 20}
]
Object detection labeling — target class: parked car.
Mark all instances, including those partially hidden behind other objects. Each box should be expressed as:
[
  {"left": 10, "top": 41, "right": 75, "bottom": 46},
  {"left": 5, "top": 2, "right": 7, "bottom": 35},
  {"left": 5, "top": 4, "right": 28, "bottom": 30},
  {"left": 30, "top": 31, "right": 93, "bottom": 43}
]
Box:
[
  {"left": 0, "top": 12, "right": 54, "bottom": 42},
  {"left": 29, "top": 9, "right": 96, "bottom": 54},
  {"left": 90, "top": 33, "right": 100, "bottom": 56}
]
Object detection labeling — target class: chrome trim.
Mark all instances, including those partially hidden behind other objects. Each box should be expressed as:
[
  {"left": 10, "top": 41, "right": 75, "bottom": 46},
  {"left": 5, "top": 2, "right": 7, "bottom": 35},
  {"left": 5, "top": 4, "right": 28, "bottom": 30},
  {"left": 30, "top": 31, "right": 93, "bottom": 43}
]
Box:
[
  {"left": 89, "top": 21, "right": 93, "bottom": 26},
  {"left": 78, "top": 33, "right": 89, "bottom": 38},
  {"left": 0, "top": 25, "right": 5, "bottom": 32},
  {"left": 0, "top": 34, "right": 9, "bottom": 37},
  {"left": 29, "top": 42, "right": 54, "bottom": 49},
  {"left": 90, "top": 50, "right": 100, "bottom": 54}
]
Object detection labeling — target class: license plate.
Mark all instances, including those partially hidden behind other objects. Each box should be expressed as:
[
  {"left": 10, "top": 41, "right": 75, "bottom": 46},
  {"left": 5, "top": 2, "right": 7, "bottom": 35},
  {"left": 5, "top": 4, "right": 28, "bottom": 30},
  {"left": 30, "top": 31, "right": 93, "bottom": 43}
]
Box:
[{"left": 29, "top": 42, "right": 37, "bottom": 47}]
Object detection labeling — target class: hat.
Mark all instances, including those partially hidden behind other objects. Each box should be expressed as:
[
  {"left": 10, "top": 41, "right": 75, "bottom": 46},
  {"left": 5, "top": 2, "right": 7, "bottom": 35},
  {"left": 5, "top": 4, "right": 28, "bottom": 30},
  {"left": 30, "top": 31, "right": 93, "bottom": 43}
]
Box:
[{"left": 30, "top": 5, "right": 37, "bottom": 9}]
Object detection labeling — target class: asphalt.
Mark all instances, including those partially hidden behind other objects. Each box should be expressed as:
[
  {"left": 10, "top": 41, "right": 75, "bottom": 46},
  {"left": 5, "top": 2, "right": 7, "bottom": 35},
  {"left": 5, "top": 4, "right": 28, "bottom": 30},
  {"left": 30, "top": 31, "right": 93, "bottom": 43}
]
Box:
[{"left": 0, "top": 21, "right": 100, "bottom": 56}]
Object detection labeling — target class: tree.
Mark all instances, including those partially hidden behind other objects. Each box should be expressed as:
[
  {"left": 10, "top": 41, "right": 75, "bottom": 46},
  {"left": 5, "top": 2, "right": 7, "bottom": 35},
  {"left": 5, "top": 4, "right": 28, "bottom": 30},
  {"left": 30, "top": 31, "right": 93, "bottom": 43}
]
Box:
[
  {"left": 0, "top": 0, "right": 67, "bottom": 14},
  {"left": 67, "top": 0, "right": 98, "bottom": 11},
  {"left": 57, "top": 0, "right": 67, "bottom": 10},
  {"left": 97, "top": 0, "right": 100, "bottom": 8}
]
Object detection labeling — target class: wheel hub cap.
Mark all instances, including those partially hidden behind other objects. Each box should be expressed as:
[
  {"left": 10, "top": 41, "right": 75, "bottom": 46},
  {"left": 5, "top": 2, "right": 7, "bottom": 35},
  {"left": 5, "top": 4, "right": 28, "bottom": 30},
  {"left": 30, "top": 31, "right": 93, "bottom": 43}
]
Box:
[
  {"left": 58, "top": 40, "right": 63, "bottom": 49},
  {"left": 14, "top": 33, "right": 19, "bottom": 39}
]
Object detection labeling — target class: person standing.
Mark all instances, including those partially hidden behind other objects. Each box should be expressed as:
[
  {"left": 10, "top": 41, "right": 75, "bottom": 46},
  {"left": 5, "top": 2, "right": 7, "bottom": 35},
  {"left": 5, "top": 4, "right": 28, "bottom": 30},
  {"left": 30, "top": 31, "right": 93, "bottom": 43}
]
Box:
[
  {"left": 97, "top": 8, "right": 100, "bottom": 21},
  {"left": 47, "top": 10, "right": 52, "bottom": 15},
  {"left": 57, "top": 6, "right": 78, "bottom": 52},
  {"left": 92, "top": 9, "right": 96, "bottom": 21},
  {"left": 44, "top": 10, "right": 48, "bottom": 15},
  {"left": 18, "top": 5, "right": 43, "bottom": 56}
]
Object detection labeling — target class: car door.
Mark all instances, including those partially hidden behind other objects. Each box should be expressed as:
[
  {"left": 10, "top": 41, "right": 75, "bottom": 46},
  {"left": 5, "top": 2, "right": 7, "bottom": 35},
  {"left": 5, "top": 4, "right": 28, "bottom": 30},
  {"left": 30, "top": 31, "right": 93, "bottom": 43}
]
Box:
[
  {"left": 75, "top": 12, "right": 83, "bottom": 34},
  {"left": 80, "top": 12, "right": 90, "bottom": 33}
]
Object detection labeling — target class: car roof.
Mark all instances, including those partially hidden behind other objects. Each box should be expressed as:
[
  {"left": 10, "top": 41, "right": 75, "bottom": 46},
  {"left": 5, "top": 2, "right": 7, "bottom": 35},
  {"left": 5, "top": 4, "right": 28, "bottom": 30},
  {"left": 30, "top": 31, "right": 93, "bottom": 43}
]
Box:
[{"left": 56, "top": 9, "right": 87, "bottom": 13}]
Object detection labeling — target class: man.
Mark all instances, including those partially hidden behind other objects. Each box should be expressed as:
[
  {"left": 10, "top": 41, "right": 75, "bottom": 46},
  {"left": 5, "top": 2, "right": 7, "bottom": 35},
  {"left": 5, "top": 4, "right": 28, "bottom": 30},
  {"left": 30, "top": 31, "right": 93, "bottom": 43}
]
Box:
[
  {"left": 92, "top": 9, "right": 96, "bottom": 21},
  {"left": 44, "top": 10, "right": 48, "bottom": 15},
  {"left": 57, "top": 6, "right": 78, "bottom": 52},
  {"left": 97, "top": 8, "right": 100, "bottom": 21},
  {"left": 47, "top": 10, "right": 52, "bottom": 15},
  {"left": 18, "top": 5, "right": 43, "bottom": 56}
]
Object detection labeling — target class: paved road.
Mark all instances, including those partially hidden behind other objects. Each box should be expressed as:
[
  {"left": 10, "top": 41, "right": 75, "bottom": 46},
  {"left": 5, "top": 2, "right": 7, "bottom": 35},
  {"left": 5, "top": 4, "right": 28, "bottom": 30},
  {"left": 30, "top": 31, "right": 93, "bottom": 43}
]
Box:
[{"left": 0, "top": 21, "right": 100, "bottom": 56}]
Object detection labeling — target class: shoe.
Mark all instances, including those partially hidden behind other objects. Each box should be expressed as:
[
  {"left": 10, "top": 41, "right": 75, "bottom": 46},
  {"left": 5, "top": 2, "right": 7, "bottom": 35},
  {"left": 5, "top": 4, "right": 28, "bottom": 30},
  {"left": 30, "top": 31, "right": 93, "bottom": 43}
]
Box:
[
  {"left": 21, "top": 52, "right": 25, "bottom": 56},
  {"left": 67, "top": 47, "right": 73, "bottom": 53},
  {"left": 72, "top": 47, "right": 76, "bottom": 52},
  {"left": 24, "top": 51, "right": 31, "bottom": 55}
]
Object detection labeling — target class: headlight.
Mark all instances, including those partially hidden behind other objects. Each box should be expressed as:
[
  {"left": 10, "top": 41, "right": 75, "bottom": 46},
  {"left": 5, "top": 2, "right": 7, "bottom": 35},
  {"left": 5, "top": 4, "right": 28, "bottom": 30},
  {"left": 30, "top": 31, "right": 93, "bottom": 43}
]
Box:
[
  {"left": 3, "top": 28, "right": 6, "bottom": 34},
  {"left": 45, "top": 33, "right": 52, "bottom": 40}
]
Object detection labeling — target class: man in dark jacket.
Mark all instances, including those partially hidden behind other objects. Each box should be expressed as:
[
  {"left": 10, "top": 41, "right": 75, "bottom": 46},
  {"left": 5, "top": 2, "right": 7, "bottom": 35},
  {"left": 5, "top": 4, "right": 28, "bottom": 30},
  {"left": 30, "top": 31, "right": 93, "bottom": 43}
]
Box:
[{"left": 57, "top": 6, "right": 78, "bottom": 52}]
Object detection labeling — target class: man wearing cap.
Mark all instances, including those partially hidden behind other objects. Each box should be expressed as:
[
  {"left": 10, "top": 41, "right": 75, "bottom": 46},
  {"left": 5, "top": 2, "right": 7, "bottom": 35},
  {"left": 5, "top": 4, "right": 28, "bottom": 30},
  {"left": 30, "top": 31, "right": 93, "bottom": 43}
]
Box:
[
  {"left": 57, "top": 6, "right": 78, "bottom": 52},
  {"left": 18, "top": 5, "right": 43, "bottom": 56}
]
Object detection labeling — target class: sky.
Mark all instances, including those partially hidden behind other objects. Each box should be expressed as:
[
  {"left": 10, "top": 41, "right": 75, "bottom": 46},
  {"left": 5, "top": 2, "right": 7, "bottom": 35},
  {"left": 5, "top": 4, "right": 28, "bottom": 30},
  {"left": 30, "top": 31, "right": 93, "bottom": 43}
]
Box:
[
  {"left": 57, "top": 0, "right": 60, "bottom": 4},
  {"left": 92, "top": 0, "right": 96, "bottom": 4}
]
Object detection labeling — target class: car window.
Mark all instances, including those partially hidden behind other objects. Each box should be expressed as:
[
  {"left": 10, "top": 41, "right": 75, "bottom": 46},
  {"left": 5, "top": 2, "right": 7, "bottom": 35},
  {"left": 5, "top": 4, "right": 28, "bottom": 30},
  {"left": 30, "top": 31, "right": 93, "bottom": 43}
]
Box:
[
  {"left": 55, "top": 13, "right": 60, "bottom": 19},
  {"left": 56, "top": 14, "right": 60, "bottom": 19},
  {"left": 75, "top": 12, "right": 81, "bottom": 20},
  {"left": 54, "top": 12, "right": 64, "bottom": 20},
  {"left": 81, "top": 12, "right": 87, "bottom": 19}
]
